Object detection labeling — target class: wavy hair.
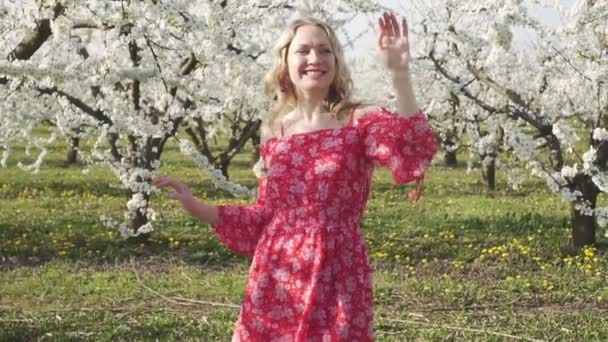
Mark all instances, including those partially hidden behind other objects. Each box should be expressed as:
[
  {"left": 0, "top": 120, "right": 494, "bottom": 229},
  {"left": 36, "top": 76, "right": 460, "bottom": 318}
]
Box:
[{"left": 262, "top": 17, "right": 357, "bottom": 136}]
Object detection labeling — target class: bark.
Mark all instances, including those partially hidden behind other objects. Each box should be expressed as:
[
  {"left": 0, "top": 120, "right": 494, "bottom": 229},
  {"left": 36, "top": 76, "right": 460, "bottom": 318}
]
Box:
[
  {"left": 7, "top": 3, "right": 64, "bottom": 60},
  {"left": 251, "top": 132, "right": 261, "bottom": 165},
  {"left": 127, "top": 192, "right": 151, "bottom": 244},
  {"left": 216, "top": 155, "right": 231, "bottom": 180},
  {"left": 571, "top": 206, "right": 596, "bottom": 248},
  {"left": 485, "top": 127, "right": 503, "bottom": 192},
  {"left": 125, "top": 138, "right": 154, "bottom": 239},
  {"left": 570, "top": 174, "right": 599, "bottom": 248},
  {"left": 66, "top": 137, "right": 80, "bottom": 165},
  {"left": 485, "top": 157, "right": 496, "bottom": 192},
  {"left": 444, "top": 150, "right": 457, "bottom": 167}
]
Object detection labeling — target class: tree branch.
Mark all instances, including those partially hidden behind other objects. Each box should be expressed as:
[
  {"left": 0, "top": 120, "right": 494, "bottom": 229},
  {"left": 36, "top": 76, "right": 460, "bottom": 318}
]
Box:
[
  {"left": 128, "top": 40, "right": 141, "bottom": 111},
  {"left": 36, "top": 87, "right": 112, "bottom": 125},
  {"left": 424, "top": 51, "right": 497, "bottom": 114},
  {"left": 144, "top": 35, "right": 169, "bottom": 92},
  {"left": 548, "top": 45, "right": 592, "bottom": 82},
  {"left": 7, "top": 3, "right": 65, "bottom": 61},
  {"left": 227, "top": 43, "right": 265, "bottom": 61}
]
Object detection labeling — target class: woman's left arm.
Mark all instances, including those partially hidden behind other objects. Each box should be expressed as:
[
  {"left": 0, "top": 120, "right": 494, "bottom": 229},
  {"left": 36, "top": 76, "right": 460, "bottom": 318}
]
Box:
[{"left": 377, "top": 12, "right": 419, "bottom": 116}]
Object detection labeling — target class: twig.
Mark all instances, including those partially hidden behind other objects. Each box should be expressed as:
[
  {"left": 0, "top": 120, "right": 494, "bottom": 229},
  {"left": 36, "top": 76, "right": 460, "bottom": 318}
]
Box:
[
  {"left": 130, "top": 258, "right": 189, "bottom": 306},
  {"left": 386, "top": 318, "right": 546, "bottom": 342},
  {"left": 170, "top": 296, "right": 239, "bottom": 309},
  {"left": 377, "top": 330, "right": 408, "bottom": 336},
  {"left": 130, "top": 258, "right": 240, "bottom": 310},
  {"left": 420, "top": 297, "right": 522, "bottom": 313},
  {"left": 1, "top": 305, "right": 134, "bottom": 315},
  {"left": 0, "top": 307, "right": 214, "bottom": 326},
  {"left": 0, "top": 318, "right": 34, "bottom": 324}
]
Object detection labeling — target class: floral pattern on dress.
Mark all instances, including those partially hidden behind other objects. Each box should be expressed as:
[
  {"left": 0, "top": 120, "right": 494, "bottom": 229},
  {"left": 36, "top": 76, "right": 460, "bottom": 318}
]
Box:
[{"left": 211, "top": 108, "right": 438, "bottom": 341}]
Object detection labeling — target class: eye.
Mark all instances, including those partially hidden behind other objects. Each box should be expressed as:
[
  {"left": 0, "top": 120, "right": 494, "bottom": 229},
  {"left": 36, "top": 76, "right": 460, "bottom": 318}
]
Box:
[{"left": 322, "top": 49, "right": 332, "bottom": 54}]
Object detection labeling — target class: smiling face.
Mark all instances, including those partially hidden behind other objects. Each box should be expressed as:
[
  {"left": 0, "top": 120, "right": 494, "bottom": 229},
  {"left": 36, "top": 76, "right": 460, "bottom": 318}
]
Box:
[{"left": 286, "top": 24, "right": 336, "bottom": 99}]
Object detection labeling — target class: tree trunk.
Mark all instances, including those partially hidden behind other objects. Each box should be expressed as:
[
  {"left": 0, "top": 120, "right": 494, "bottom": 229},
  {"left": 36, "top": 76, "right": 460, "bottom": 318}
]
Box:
[
  {"left": 125, "top": 137, "right": 157, "bottom": 242},
  {"left": 66, "top": 136, "right": 79, "bottom": 165},
  {"left": 570, "top": 174, "right": 599, "bottom": 248},
  {"left": 251, "top": 133, "right": 261, "bottom": 165},
  {"left": 441, "top": 130, "right": 458, "bottom": 168},
  {"left": 444, "top": 150, "right": 458, "bottom": 167},
  {"left": 485, "top": 157, "right": 496, "bottom": 192},
  {"left": 252, "top": 147, "right": 261, "bottom": 165},
  {"left": 571, "top": 205, "right": 596, "bottom": 248},
  {"left": 127, "top": 191, "right": 151, "bottom": 243},
  {"left": 216, "top": 155, "right": 231, "bottom": 180}
]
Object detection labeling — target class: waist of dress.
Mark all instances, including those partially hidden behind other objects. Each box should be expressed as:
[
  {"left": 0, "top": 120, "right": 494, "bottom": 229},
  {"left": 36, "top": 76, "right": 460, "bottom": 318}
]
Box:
[{"left": 271, "top": 203, "right": 361, "bottom": 226}]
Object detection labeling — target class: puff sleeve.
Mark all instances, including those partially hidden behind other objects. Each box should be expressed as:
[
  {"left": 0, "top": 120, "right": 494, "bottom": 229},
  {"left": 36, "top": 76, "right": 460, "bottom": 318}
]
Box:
[
  {"left": 356, "top": 108, "right": 438, "bottom": 185},
  {"left": 211, "top": 176, "right": 274, "bottom": 256}
]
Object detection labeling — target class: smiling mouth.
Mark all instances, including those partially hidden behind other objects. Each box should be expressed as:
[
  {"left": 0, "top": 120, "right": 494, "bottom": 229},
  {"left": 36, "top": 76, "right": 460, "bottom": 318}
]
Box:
[{"left": 303, "top": 70, "right": 327, "bottom": 77}]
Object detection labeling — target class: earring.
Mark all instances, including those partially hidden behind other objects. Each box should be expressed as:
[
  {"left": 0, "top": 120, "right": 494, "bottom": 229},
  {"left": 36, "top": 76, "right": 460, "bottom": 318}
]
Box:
[{"left": 279, "top": 79, "right": 289, "bottom": 93}]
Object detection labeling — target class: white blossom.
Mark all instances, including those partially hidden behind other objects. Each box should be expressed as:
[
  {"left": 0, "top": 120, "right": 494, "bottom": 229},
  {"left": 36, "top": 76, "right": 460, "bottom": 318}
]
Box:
[{"left": 1, "top": 0, "right": 378, "bottom": 237}]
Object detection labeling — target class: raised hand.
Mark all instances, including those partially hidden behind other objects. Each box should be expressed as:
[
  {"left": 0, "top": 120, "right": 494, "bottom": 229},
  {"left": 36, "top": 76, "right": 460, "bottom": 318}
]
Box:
[{"left": 377, "top": 12, "right": 411, "bottom": 72}]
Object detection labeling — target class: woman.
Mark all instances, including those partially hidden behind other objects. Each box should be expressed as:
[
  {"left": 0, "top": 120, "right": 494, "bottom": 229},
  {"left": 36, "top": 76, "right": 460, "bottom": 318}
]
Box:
[{"left": 155, "top": 13, "right": 438, "bottom": 341}]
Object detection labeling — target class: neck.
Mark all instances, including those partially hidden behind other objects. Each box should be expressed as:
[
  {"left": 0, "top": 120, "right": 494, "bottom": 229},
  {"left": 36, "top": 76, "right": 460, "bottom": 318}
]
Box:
[{"left": 295, "top": 93, "right": 327, "bottom": 122}]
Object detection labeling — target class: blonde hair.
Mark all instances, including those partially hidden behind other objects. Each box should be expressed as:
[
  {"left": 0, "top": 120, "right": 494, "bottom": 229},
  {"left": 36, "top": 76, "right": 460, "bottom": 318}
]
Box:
[{"left": 262, "top": 17, "right": 357, "bottom": 136}]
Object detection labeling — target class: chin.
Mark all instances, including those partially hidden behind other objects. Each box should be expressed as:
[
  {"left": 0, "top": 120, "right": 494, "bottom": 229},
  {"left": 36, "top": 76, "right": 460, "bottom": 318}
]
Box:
[
  {"left": 299, "top": 82, "right": 331, "bottom": 93},
  {"left": 298, "top": 87, "right": 330, "bottom": 98}
]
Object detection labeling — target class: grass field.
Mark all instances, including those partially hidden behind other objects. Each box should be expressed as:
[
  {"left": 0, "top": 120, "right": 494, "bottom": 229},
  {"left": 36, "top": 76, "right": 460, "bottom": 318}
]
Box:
[{"left": 1, "top": 139, "right": 608, "bottom": 341}]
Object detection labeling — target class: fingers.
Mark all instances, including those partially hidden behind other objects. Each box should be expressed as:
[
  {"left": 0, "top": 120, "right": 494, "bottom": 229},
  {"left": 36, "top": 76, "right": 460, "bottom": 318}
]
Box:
[
  {"left": 153, "top": 176, "right": 172, "bottom": 188},
  {"left": 379, "top": 13, "right": 391, "bottom": 36},
  {"left": 153, "top": 176, "right": 184, "bottom": 191},
  {"left": 167, "top": 191, "right": 187, "bottom": 203},
  {"left": 377, "top": 22, "right": 387, "bottom": 49},
  {"left": 377, "top": 13, "right": 393, "bottom": 49},
  {"left": 154, "top": 176, "right": 193, "bottom": 205},
  {"left": 378, "top": 17, "right": 386, "bottom": 33},
  {"left": 389, "top": 13, "right": 400, "bottom": 37},
  {"left": 378, "top": 12, "right": 408, "bottom": 37}
]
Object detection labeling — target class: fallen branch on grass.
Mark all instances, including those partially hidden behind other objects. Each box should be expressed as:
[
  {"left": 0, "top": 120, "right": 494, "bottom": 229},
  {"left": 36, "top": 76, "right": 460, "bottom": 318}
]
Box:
[
  {"left": 0, "top": 305, "right": 220, "bottom": 322},
  {"left": 420, "top": 296, "right": 522, "bottom": 313},
  {"left": 386, "top": 318, "right": 546, "bottom": 342},
  {"left": 170, "top": 296, "right": 240, "bottom": 309},
  {"left": 0, "top": 318, "right": 35, "bottom": 324},
  {"left": 130, "top": 258, "right": 240, "bottom": 310}
]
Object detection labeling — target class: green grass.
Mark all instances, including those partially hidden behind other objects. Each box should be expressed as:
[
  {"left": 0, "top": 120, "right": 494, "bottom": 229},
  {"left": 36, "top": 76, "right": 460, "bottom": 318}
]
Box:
[{"left": 1, "top": 138, "right": 608, "bottom": 341}]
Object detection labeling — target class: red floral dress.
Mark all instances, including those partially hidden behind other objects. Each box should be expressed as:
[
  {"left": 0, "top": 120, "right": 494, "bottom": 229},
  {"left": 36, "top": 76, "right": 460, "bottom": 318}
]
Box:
[{"left": 212, "top": 108, "right": 438, "bottom": 341}]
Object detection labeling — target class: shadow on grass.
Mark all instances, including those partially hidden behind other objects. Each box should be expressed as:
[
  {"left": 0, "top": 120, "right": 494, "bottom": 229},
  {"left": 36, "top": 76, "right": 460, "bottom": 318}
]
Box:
[
  {"left": 446, "top": 212, "right": 570, "bottom": 234},
  {"left": 0, "top": 219, "right": 249, "bottom": 271},
  {"left": 372, "top": 180, "right": 552, "bottom": 199},
  {"left": 364, "top": 204, "right": 570, "bottom": 235},
  {"left": 363, "top": 208, "right": 573, "bottom": 260},
  {"left": 0, "top": 310, "right": 236, "bottom": 341},
  {"left": 0, "top": 180, "right": 126, "bottom": 198},
  {"left": 0, "top": 177, "right": 258, "bottom": 201}
]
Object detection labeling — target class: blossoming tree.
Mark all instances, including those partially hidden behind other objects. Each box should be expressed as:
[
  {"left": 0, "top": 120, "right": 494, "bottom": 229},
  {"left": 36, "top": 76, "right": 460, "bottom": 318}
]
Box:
[
  {"left": 0, "top": 0, "right": 381, "bottom": 238},
  {"left": 415, "top": 0, "right": 607, "bottom": 246}
]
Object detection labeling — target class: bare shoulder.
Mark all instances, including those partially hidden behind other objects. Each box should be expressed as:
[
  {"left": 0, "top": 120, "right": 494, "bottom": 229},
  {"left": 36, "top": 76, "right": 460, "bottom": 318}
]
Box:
[
  {"left": 260, "top": 119, "right": 281, "bottom": 144},
  {"left": 262, "top": 110, "right": 295, "bottom": 142}
]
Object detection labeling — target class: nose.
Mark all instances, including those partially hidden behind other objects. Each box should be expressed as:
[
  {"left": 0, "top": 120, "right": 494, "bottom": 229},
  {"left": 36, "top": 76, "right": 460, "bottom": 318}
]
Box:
[{"left": 308, "top": 49, "right": 321, "bottom": 63}]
